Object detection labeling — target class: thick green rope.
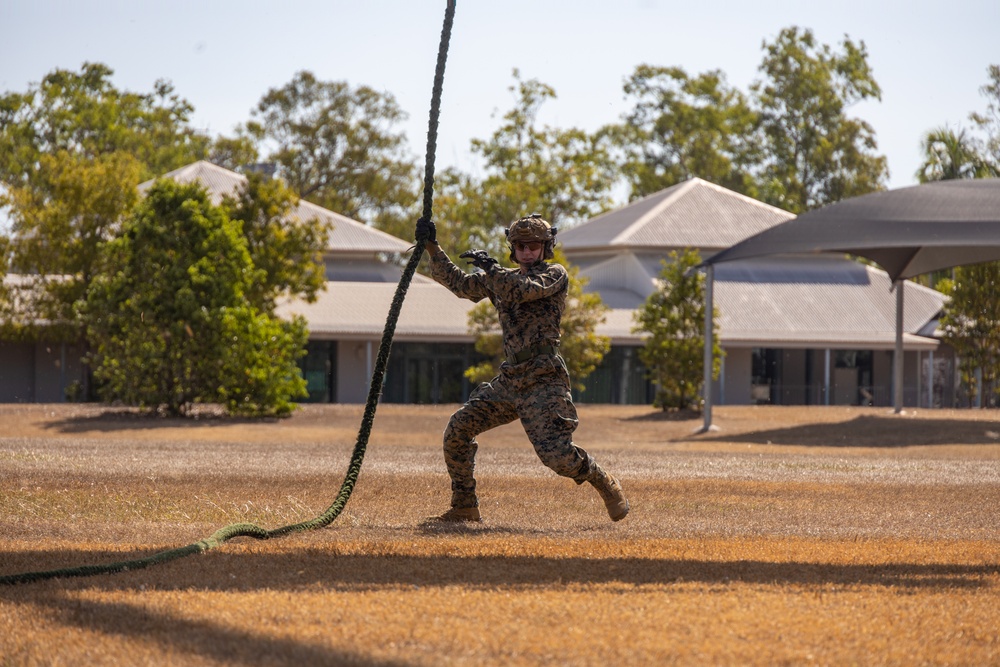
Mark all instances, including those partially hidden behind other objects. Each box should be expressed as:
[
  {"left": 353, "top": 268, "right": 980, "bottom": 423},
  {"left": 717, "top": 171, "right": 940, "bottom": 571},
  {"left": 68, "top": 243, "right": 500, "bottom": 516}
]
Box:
[{"left": 0, "top": 0, "right": 457, "bottom": 587}]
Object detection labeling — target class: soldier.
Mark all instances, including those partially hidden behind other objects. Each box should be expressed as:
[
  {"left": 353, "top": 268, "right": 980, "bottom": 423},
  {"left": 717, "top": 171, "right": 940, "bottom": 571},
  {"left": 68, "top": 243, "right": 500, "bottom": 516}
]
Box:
[{"left": 414, "top": 213, "right": 629, "bottom": 523}]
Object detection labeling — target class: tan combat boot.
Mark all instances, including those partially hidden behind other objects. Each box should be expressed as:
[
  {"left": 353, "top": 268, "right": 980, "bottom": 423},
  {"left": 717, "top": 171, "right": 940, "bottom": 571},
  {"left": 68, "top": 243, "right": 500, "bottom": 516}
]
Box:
[
  {"left": 432, "top": 506, "right": 482, "bottom": 522},
  {"left": 589, "top": 464, "right": 629, "bottom": 521},
  {"left": 429, "top": 492, "right": 482, "bottom": 522}
]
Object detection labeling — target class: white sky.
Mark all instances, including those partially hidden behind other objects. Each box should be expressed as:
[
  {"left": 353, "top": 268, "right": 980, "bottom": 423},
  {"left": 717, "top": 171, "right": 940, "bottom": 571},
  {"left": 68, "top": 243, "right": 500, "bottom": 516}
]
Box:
[{"left": 2, "top": 0, "right": 998, "bottom": 195}]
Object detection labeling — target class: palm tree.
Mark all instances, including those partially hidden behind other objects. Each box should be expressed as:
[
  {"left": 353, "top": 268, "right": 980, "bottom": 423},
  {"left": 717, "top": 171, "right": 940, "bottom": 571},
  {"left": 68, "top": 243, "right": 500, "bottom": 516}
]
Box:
[{"left": 916, "top": 127, "right": 995, "bottom": 182}]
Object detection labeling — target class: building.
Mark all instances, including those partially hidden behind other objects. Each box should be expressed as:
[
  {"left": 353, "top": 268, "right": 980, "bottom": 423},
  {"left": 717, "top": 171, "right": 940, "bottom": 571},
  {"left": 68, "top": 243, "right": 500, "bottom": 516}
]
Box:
[
  {"left": 558, "top": 178, "right": 949, "bottom": 407},
  {"left": 147, "top": 162, "right": 485, "bottom": 405},
  {"left": 0, "top": 165, "right": 950, "bottom": 407},
  {"left": 0, "top": 161, "right": 477, "bottom": 404}
]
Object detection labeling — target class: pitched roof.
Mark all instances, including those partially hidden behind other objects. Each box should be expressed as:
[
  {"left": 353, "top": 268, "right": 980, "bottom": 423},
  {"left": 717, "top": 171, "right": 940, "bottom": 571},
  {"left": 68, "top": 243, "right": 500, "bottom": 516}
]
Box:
[
  {"left": 277, "top": 280, "right": 478, "bottom": 341},
  {"left": 589, "top": 255, "right": 944, "bottom": 350},
  {"left": 142, "top": 161, "right": 413, "bottom": 255},
  {"left": 187, "top": 167, "right": 945, "bottom": 352},
  {"left": 714, "top": 257, "right": 944, "bottom": 350},
  {"left": 558, "top": 177, "right": 794, "bottom": 252},
  {"left": 275, "top": 254, "right": 944, "bottom": 351}
]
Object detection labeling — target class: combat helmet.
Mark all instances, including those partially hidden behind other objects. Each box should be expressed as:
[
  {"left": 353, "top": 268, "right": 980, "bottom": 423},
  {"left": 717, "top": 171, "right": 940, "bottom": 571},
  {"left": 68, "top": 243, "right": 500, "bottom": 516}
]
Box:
[{"left": 505, "top": 213, "right": 557, "bottom": 262}]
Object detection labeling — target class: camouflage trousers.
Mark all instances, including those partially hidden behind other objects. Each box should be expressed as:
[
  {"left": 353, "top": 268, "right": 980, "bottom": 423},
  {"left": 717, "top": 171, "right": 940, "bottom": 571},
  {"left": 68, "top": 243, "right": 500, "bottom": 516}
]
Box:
[{"left": 443, "top": 354, "right": 595, "bottom": 508}]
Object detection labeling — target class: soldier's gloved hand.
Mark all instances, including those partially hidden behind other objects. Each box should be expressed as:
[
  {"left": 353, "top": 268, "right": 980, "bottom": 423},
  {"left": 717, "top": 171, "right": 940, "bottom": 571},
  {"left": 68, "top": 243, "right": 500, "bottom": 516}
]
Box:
[
  {"left": 415, "top": 217, "right": 436, "bottom": 243},
  {"left": 459, "top": 249, "right": 499, "bottom": 273}
]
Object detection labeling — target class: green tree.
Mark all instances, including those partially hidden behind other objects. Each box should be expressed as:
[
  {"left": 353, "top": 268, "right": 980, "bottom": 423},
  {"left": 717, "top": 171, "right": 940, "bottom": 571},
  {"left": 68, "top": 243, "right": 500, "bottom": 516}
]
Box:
[
  {"left": 918, "top": 67, "right": 1000, "bottom": 404},
  {"left": 752, "top": 27, "right": 888, "bottom": 213},
  {"left": 633, "top": 249, "right": 722, "bottom": 411},
  {"left": 463, "top": 297, "right": 503, "bottom": 386},
  {"left": 556, "top": 249, "right": 613, "bottom": 390},
  {"left": 917, "top": 127, "right": 995, "bottom": 182},
  {"left": 916, "top": 66, "right": 1000, "bottom": 183},
  {"left": 463, "top": 248, "right": 610, "bottom": 392},
  {"left": 0, "top": 234, "right": 13, "bottom": 334},
  {"left": 219, "top": 173, "right": 331, "bottom": 308},
  {"left": 470, "top": 72, "right": 619, "bottom": 225},
  {"left": 914, "top": 67, "right": 1000, "bottom": 386},
  {"left": 611, "top": 65, "right": 761, "bottom": 199},
  {"left": 240, "top": 71, "right": 419, "bottom": 234},
  {"left": 0, "top": 63, "right": 208, "bottom": 186},
  {"left": 938, "top": 264, "right": 1000, "bottom": 407},
  {"left": 1, "top": 150, "right": 142, "bottom": 340},
  {"left": 432, "top": 71, "right": 619, "bottom": 260},
  {"left": 0, "top": 63, "right": 211, "bottom": 392},
  {"left": 208, "top": 133, "right": 261, "bottom": 173},
  {"left": 84, "top": 179, "right": 308, "bottom": 417},
  {"left": 969, "top": 64, "right": 1000, "bottom": 170}
]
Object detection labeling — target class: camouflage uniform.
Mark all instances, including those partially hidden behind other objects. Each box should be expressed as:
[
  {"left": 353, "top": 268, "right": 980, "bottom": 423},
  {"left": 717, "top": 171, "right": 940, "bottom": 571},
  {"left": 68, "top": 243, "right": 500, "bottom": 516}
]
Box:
[{"left": 428, "top": 248, "right": 595, "bottom": 508}]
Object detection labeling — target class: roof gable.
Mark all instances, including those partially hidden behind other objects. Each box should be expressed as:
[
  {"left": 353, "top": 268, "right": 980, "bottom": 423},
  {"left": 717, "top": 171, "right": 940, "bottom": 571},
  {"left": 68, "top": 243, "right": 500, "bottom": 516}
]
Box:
[
  {"left": 559, "top": 178, "right": 793, "bottom": 252},
  {"left": 142, "top": 161, "right": 412, "bottom": 255},
  {"left": 580, "top": 252, "right": 658, "bottom": 299}
]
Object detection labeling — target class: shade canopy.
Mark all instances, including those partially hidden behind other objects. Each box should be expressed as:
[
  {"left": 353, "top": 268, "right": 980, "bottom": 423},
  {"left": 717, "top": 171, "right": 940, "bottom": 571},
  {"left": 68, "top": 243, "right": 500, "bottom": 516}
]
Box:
[{"left": 704, "top": 178, "right": 1000, "bottom": 280}]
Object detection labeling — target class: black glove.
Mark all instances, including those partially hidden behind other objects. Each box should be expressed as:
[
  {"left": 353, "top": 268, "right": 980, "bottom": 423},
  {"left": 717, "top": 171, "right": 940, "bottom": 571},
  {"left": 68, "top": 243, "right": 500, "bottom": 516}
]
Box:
[
  {"left": 415, "top": 217, "right": 436, "bottom": 243},
  {"left": 459, "top": 249, "right": 499, "bottom": 273}
]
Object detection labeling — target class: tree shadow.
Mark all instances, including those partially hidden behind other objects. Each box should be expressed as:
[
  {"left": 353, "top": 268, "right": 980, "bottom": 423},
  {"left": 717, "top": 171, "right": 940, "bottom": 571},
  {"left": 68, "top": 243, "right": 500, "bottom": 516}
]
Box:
[
  {"left": 5, "top": 544, "right": 996, "bottom": 665},
  {"left": 3, "top": 545, "right": 996, "bottom": 593},
  {"left": 414, "top": 520, "right": 551, "bottom": 536},
  {"left": 15, "top": 589, "right": 408, "bottom": 667},
  {"left": 698, "top": 415, "right": 1000, "bottom": 448},
  {"left": 623, "top": 409, "right": 702, "bottom": 422},
  {"left": 41, "top": 408, "right": 279, "bottom": 434}
]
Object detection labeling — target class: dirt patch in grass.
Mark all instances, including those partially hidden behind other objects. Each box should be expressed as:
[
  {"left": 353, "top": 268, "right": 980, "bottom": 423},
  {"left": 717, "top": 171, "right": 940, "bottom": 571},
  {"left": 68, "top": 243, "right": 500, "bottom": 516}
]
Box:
[{"left": 1, "top": 403, "right": 999, "bottom": 665}]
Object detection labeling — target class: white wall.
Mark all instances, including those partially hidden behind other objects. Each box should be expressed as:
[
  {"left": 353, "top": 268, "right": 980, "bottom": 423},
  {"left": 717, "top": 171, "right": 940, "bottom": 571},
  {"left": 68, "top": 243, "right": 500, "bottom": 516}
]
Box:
[
  {"left": 337, "top": 339, "right": 377, "bottom": 404},
  {"left": 719, "top": 348, "right": 753, "bottom": 405}
]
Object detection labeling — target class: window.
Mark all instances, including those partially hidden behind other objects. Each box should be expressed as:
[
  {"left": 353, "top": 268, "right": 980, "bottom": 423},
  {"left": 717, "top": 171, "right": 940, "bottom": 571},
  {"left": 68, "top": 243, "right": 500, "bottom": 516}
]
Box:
[{"left": 300, "top": 341, "right": 337, "bottom": 403}]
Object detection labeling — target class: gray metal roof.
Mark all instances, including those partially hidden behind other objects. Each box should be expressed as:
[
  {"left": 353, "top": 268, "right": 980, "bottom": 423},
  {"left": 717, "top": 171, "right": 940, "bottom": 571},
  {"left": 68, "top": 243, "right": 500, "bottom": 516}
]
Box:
[
  {"left": 559, "top": 178, "right": 794, "bottom": 252},
  {"left": 323, "top": 258, "right": 432, "bottom": 283},
  {"left": 589, "top": 255, "right": 944, "bottom": 350},
  {"left": 715, "top": 256, "right": 946, "bottom": 349},
  {"left": 142, "top": 161, "right": 413, "bottom": 255},
  {"left": 277, "top": 280, "right": 478, "bottom": 341},
  {"left": 169, "top": 169, "right": 944, "bottom": 352},
  {"left": 276, "top": 254, "right": 943, "bottom": 351}
]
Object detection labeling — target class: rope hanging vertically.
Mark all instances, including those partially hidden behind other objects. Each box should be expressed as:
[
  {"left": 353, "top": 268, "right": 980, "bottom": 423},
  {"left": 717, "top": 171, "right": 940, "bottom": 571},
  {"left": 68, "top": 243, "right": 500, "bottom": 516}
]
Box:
[{"left": 0, "top": 0, "right": 458, "bottom": 587}]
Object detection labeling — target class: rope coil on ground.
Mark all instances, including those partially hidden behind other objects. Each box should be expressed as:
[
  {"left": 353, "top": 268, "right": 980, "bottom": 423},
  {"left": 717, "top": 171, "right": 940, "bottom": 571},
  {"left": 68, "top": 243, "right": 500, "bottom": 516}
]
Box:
[{"left": 0, "top": 0, "right": 457, "bottom": 587}]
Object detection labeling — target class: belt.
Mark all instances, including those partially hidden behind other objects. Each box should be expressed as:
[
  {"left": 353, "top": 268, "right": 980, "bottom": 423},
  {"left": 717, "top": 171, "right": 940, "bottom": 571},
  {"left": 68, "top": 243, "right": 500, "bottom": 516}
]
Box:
[{"left": 507, "top": 344, "right": 558, "bottom": 365}]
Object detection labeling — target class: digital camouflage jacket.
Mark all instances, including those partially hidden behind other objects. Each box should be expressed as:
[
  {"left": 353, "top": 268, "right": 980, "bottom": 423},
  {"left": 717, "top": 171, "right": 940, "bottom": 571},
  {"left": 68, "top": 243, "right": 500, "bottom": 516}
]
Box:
[{"left": 429, "top": 249, "right": 567, "bottom": 361}]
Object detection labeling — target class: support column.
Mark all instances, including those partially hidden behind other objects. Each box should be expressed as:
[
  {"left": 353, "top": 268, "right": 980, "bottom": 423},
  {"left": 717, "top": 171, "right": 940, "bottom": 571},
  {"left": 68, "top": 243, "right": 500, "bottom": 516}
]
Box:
[
  {"left": 366, "top": 340, "right": 373, "bottom": 385},
  {"left": 60, "top": 342, "right": 67, "bottom": 403},
  {"left": 824, "top": 348, "right": 831, "bottom": 406},
  {"left": 719, "top": 354, "right": 725, "bottom": 406},
  {"left": 893, "top": 280, "right": 904, "bottom": 414},
  {"left": 701, "top": 265, "right": 714, "bottom": 432},
  {"left": 928, "top": 350, "right": 935, "bottom": 408}
]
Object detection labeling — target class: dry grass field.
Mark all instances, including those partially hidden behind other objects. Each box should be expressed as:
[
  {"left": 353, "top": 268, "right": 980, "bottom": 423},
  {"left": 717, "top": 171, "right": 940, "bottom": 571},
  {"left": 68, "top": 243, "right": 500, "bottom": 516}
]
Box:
[{"left": 1, "top": 402, "right": 999, "bottom": 666}]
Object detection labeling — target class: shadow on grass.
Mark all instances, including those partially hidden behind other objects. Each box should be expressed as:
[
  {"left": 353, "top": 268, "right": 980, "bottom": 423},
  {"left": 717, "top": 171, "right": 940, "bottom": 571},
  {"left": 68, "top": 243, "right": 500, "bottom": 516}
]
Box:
[
  {"left": 697, "top": 414, "right": 1000, "bottom": 448},
  {"left": 13, "top": 589, "right": 408, "bottom": 667},
  {"left": 3, "top": 546, "right": 997, "bottom": 593},
  {"left": 42, "top": 408, "right": 280, "bottom": 434},
  {"left": 414, "top": 521, "right": 551, "bottom": 536},
  {"left": 7, "top": 545, "right": 995, "bottom": 667},
  {"left": 623, "top": 409, "right": 702, "bottom": 422}
]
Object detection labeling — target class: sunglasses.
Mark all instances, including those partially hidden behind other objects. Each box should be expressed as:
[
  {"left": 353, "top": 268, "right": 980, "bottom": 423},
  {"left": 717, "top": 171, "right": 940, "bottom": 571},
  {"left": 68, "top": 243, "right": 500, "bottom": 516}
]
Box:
[{"left": 514, "top": 241, "right": 543, "bottom": 252}]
